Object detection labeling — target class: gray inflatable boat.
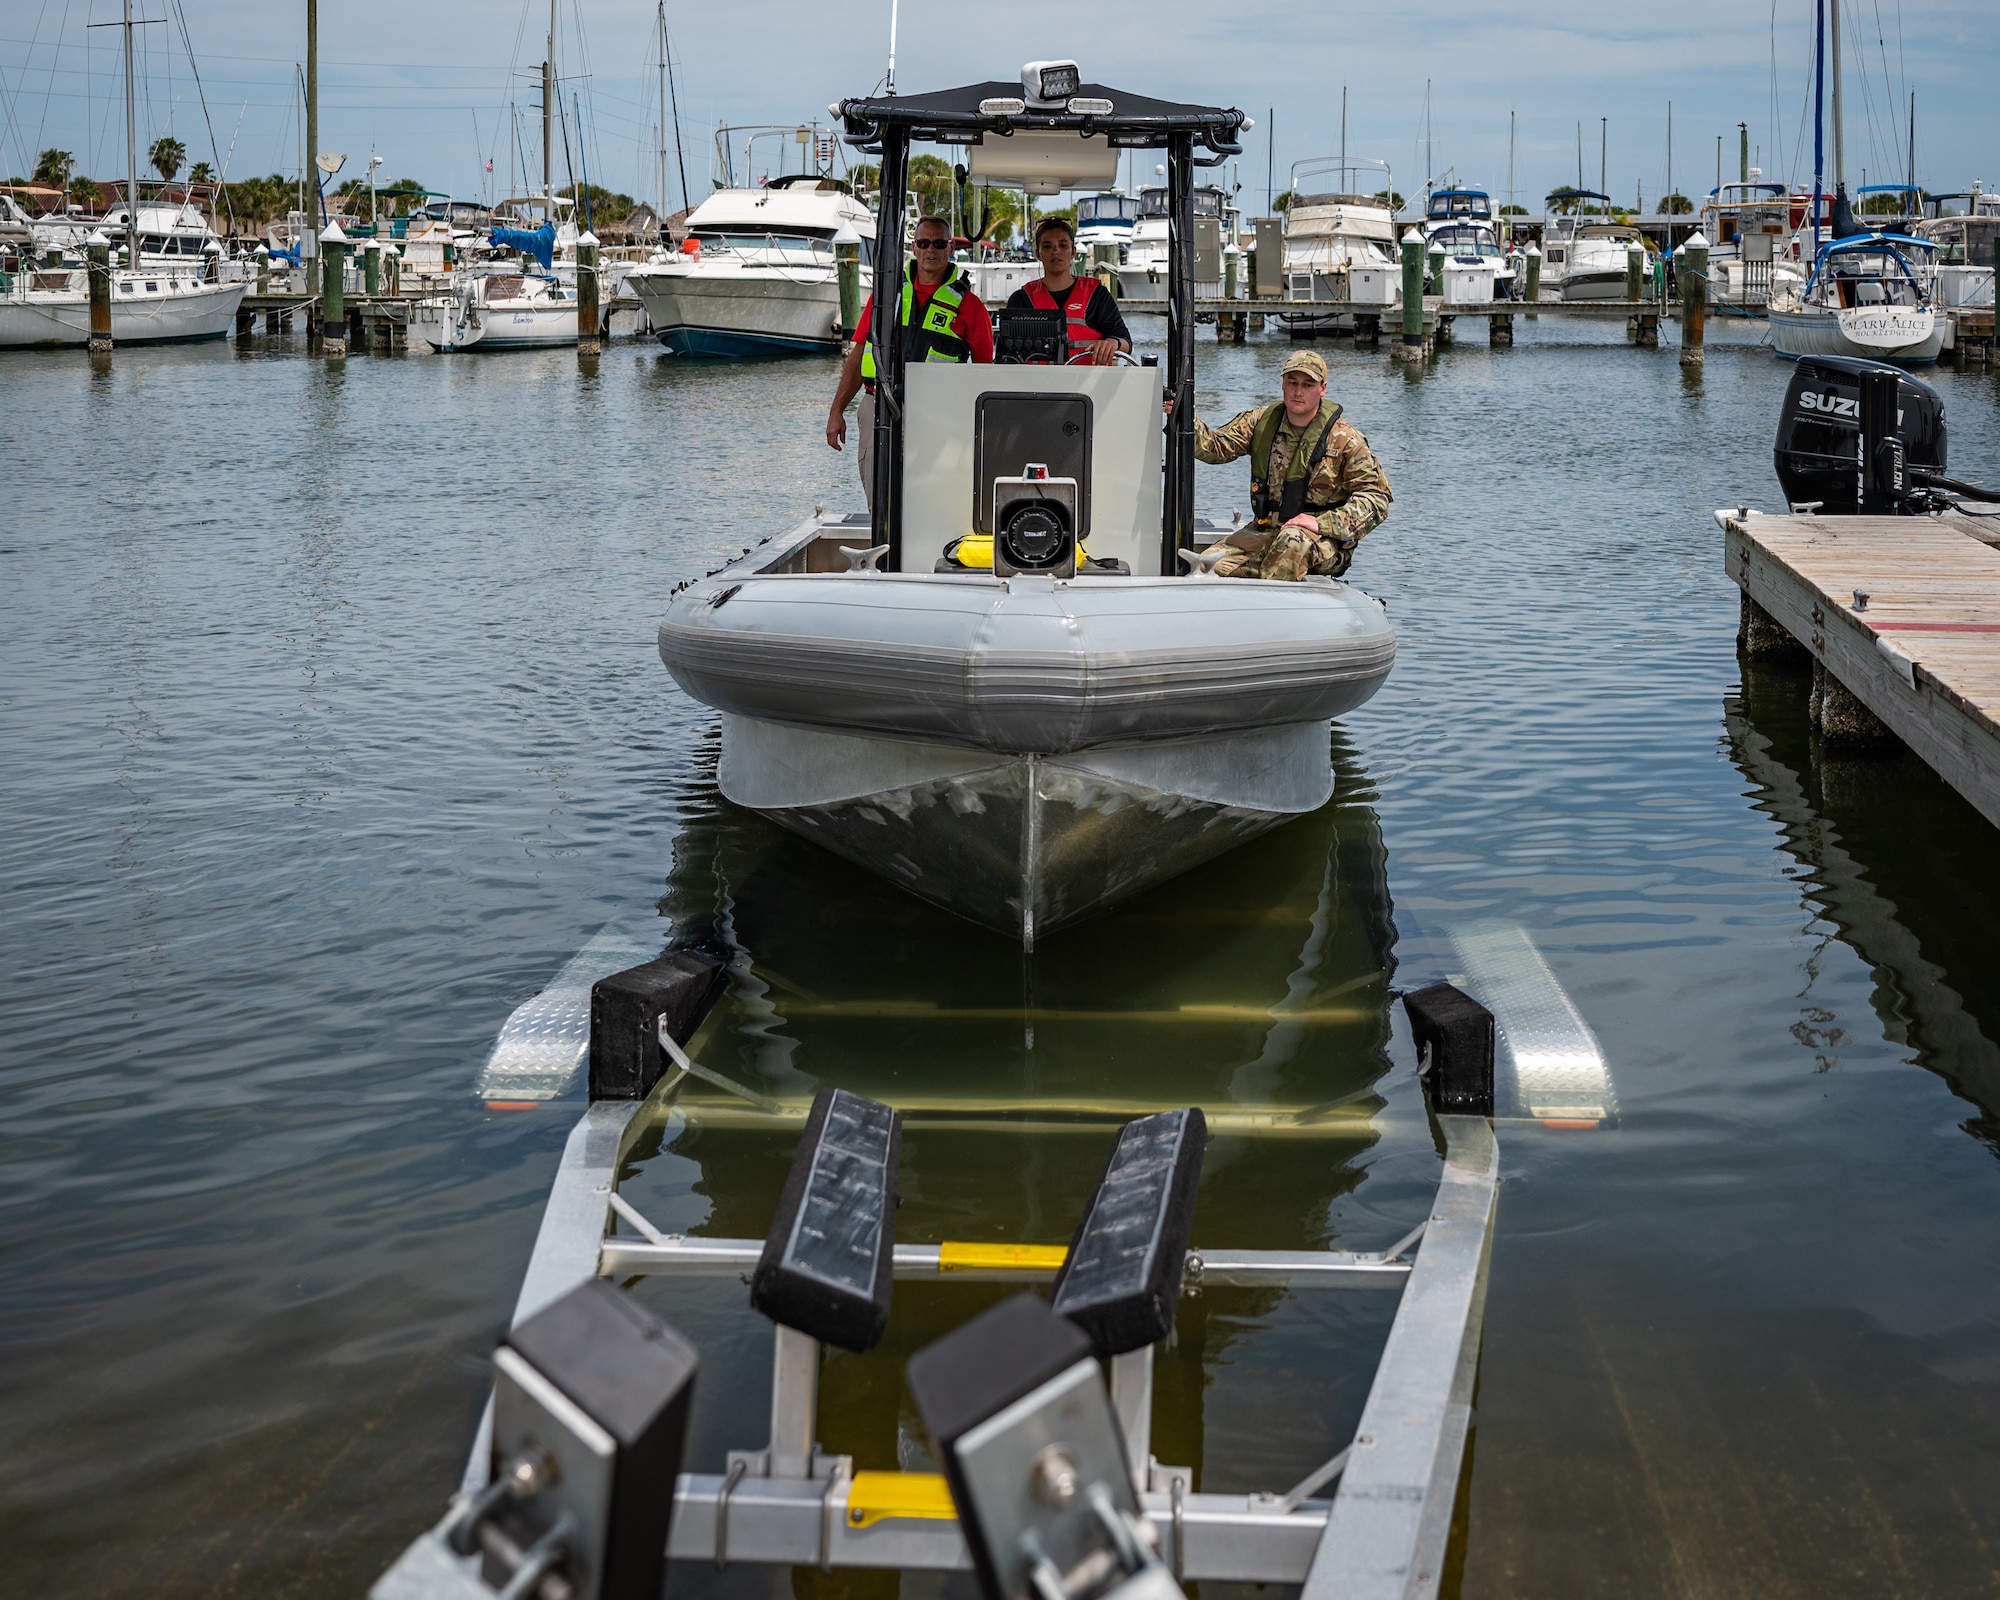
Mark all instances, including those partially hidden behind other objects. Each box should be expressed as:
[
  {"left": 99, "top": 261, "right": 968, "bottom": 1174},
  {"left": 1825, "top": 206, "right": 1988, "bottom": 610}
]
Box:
[{"left": 659, "top": 512, "right": 1393, "bottom": 945}]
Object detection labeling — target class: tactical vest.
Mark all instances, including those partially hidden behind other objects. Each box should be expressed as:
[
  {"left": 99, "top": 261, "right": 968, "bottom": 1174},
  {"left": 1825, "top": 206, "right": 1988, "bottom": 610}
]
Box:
[
  {"left": 1250, "top": 399, "right": 1343, "bottom": 526},
  {"left": 860, "top": 270, "right": 972, "bottom": 380},
  {"left": 1025, "top": 277, "right": 1098, "bottom": 360}
]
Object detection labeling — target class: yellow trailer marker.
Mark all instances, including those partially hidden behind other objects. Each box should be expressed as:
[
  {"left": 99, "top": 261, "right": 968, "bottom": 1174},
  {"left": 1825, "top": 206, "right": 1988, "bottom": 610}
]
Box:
[
  {"left": 845, "top": 1471, "right": 957, "bottom": 1528},
  {"left": 936, "top": 1241, "right": 1069, "bottom": 1273}
]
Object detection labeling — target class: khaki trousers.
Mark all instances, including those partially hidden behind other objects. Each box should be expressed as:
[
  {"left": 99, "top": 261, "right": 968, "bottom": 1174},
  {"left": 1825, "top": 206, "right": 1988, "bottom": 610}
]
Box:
[{"left": 856, "top": 389, "right": 875, "bottom": 510}]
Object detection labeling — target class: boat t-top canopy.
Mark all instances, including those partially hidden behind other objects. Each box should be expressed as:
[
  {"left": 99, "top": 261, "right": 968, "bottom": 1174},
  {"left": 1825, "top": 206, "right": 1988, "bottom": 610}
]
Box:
[
  {"left": 833, "top": 64, "right": 1250, "bottom": 575},
  {"left": 1544, "top": 187, "right": 1611, "bottom": 212}
]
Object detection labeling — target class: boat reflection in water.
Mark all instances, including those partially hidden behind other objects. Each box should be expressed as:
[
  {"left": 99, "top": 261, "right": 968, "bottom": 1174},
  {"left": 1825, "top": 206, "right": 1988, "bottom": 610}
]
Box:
[
  {"left": 1727, "top": 656, "right": 2000, "bottom": 1129},
  {"left": 614, "top": 732, "right": 1429, "bottom": 1506}
]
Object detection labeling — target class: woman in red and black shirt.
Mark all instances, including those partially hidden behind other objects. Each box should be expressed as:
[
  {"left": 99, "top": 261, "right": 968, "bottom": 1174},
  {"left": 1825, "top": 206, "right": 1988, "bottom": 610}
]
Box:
[{"left": 1006, "top": 215, "right": 1132, "bottom": 365}]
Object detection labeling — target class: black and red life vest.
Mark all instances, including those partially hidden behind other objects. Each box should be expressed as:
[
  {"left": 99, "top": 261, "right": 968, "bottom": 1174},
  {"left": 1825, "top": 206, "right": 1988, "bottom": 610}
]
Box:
[{"left": 1024, "top": 277, "right": 1098, "bottom": 360}]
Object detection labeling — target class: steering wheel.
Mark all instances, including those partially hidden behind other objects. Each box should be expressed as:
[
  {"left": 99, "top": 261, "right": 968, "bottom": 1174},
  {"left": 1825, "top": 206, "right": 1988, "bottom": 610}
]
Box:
[{"left": 1064, "top": 349, "right": 1143, "bottom": 368}]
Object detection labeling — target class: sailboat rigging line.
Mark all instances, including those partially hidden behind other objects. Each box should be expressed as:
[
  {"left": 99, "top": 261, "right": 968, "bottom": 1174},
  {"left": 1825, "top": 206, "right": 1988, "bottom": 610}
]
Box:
[
  {"left": 34, "top": 0, "right": 71, "bottom": 171},
  {"left": 168, "top": 0, "right": 231, "bottom": 231},
  {"left": 557, "top": 80, "right": 576, "bottom": 208},
  {"left": 573, "top": 89, "right": 590, "bottom": 230}
]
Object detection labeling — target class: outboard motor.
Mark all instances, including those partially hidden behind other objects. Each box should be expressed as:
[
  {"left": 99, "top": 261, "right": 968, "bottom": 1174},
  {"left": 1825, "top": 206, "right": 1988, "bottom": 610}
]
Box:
[{"left": 1774, "top": 354, "right": 1946, "bottom": 514}]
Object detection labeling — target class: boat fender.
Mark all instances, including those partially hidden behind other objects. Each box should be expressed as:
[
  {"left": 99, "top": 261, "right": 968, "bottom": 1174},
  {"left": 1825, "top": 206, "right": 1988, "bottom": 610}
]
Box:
[
  {"left": 1050, "top": 1108, "right": 1207, "bottom": 1356},
  {"left": 1401, "top": 983, "right": 1495, "bottom": 1117},
  {"left": 751, "top": 1087, "right": 901, "bottom": 1352}
]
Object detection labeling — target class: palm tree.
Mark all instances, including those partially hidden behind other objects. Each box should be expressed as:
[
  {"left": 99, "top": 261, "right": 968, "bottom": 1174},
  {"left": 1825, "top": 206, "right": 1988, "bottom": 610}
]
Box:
[
  {"left": 187, "top": 161, "right": 215, "bottom": 186},
  {"left": 33, "top": 148, "right": 74, "bottom": 188},
  {"left": 149, "top": 136, "right": 187, "bottom": 183}
]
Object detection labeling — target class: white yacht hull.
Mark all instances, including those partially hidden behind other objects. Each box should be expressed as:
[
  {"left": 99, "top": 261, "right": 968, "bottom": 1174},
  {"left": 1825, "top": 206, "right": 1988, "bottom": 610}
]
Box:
[
  {"left": 0, "top": 276, "right": 246, "bottom": 347},
  {"left": 1116, "top": 264, "right": 1220, "bottom": 303},
  {"left": 627, "top": 264, "right": 846, "bottom": 358},
  {"left": 1558, "top": 268, "right": 1633, "bottom": 302},
  {"left": 1768, "top": 304, "right": 1943, "bottom": 363}
]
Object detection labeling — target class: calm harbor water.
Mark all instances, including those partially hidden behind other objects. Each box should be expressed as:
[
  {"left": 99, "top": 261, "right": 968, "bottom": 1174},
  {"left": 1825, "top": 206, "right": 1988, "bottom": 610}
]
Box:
[{"left": 3, "top": 315, "right": 1999, "bottom": 1599}]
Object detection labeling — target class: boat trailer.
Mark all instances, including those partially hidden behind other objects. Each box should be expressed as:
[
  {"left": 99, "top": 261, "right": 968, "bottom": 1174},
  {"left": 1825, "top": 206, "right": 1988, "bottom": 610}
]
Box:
[{"left": 373, "top": 951, "right": 1502, "bottom": 1600}]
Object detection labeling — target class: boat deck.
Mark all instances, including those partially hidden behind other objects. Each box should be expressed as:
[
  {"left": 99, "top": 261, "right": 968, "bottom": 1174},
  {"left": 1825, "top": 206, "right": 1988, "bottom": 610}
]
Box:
[{"left": 1724, "top": 509, "right": 2000, "bottom": 827}]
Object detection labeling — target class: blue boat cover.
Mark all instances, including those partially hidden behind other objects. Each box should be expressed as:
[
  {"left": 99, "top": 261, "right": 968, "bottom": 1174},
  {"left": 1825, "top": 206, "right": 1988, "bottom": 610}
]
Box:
[{"left": 491, "top": 222, "right": 554, "bottom": 270}]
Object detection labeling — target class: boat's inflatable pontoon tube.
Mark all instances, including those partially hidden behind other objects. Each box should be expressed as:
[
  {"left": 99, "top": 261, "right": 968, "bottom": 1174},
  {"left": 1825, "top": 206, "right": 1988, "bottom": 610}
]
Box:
[{"left": 659, "top": 574, "right": 1394, "bottom": 754}]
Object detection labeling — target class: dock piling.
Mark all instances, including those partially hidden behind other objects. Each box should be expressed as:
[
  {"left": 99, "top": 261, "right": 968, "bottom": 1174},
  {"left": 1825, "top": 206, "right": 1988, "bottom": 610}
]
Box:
[
  {"left": 1490, "top": 314, "right": 1513, "bottom": 346},
  {"left": 255, "top": 245, "right": 269, "bottom": 296},
  {"left": 85, "top": 232, "right": 111, "bottom": 355},
  {"left": 577, "top": 231, "right": 601, "bottom": 357},
  {"left": 363, "top": 238, "right": 380, "bottom": 298},
  {"left": 1625, "top": 245, "right": 1643, "bottom": 304},
  {"left": 320, "top": 224, "right": 347, "bottom": 359},
  {"left": 1524, "top": 244, "right": 1541, "bottom": 302},
  {"left": 834, "top": 225, "right": 862, "bottom": 344},
  {"left": 1679, "top": 232, "right": 1708, "bottom": 368},
  {"left": 1394, "top": 228, "right": 1426, "bottom": 363}
]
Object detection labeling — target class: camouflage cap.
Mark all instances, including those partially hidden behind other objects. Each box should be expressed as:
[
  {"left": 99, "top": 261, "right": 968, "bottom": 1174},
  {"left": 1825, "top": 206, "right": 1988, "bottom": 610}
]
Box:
[{"left": 1280, "top": 350, "right": 1328, "bottom": 381}]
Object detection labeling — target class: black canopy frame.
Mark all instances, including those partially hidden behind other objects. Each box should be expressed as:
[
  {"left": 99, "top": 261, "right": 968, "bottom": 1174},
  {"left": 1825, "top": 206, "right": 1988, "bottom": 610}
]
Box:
[{"left": 835, "top": 81, "right": 1248, "bottom": 575}]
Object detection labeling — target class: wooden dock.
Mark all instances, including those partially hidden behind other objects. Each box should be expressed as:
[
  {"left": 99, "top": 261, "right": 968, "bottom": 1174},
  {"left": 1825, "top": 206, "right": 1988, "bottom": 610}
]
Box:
[{"left": 1725, "top": 510, "right": 2000, "bottom": 828}]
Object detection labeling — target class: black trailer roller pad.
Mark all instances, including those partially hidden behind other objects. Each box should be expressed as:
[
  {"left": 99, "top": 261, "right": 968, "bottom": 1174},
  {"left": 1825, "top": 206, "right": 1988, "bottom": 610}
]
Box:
[
  {"left": 750, "top": 1086, "right": 902, "bottom": 1352},
  {"left": 1050, "top": 1108, "right": 1207, "bottom": 1356}
]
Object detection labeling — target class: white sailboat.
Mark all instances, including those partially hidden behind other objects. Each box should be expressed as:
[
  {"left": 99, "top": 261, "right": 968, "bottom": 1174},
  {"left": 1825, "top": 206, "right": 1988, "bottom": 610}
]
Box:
[
  {"left": 624, "top": 176, "right": 876, "bottom": 358},
  {"left": 1768, "top": 0, "right": 1942, "bottom": 363},
  {"left": 412, "top": 262, "right": 581, "bottom": 352},
  {"left": 0, "top": 4, "right": 245, "bottom": 349}
]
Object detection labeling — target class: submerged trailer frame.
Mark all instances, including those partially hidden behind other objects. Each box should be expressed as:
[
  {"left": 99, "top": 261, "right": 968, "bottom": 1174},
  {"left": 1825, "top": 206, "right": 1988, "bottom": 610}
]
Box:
[{"left": 465, "top": 1011, "right": 1499, "bottom": 1600}]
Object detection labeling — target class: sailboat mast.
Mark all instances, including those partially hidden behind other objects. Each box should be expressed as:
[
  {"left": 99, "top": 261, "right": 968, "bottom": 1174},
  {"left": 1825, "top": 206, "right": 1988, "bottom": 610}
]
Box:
[
  {"left": 1339, "top": 85, "right": 1346, "bottom": 184},
  {"left": 544, "top": 0, "right": 556, "bottom": 204},
  {"left": 658, "top": 3, "right": 667, "bottom": 214},
  {"left": 1812, "top": 0, "right": 1825, "bottom": 252},
  {"left": 123, "top": 0, "right": 138, "bottom": 270},
  {"left": 1830, "top": 0, "right": 1844, "bottom": 190}
]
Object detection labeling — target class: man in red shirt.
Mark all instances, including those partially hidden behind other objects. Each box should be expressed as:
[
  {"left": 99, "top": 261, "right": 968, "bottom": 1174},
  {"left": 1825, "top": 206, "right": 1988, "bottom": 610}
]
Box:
[{"left": 827, "top": 215, "right": 993, "bottom": 506}]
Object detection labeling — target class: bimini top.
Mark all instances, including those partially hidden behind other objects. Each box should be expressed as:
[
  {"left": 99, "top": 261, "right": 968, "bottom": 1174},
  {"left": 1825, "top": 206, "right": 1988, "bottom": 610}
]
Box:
[{"left": 834, "top": 76, "right": 1248, "bottom": 156}]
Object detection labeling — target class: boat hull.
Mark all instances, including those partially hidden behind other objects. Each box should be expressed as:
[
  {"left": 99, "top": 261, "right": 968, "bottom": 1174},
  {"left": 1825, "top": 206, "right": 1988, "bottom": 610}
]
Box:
[
  {"left": 719, "top": 713, "right": 1336, "bottom": 944},
  {"left": 414, "top": 300, "right": 578, "bottom": 351},
  {"left": 1558, "top": 269, "right": 1632, "bottom": 302},
  {"left": 0, "top": 277, "right": 245, "bottom": 347},
  {"left": 628, "top": 265, "right": 843, "bottom": 358},
  {"left": 1768, "top": 304, "right": 1943, "bottom": 363},
  {"left": 660, "top": 563, "right": 1394, "bottom": 940}
]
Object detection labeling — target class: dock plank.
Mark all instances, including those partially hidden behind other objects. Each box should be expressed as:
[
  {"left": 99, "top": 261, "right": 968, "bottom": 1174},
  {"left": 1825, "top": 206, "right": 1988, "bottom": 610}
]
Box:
[{"left": 1725, "top": 512, "right": 2000, "bottom": 829}]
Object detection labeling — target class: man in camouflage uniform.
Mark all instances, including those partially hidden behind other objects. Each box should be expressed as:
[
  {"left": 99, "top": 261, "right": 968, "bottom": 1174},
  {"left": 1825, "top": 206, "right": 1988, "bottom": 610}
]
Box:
[{"left": 1193, "top": 349, "right": 1393, "bottom": 580}]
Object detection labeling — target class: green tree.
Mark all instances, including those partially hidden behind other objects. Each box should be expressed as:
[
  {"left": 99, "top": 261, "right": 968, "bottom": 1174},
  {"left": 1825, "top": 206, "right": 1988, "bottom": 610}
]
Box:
[
  {"left": 1499, "top": 203, "right": 1528, "bottom": 216},
  {"left": 1371, "top": 189, "right": 1405, "bottom": 212},
  {"left": 149, "top": 136, "right": 186, "bottom": 182},
  {"left": 1659, "top": 193, "right": 1693, "bottom": 215},
  {"left": 33, "top": 148, "right": 74, "bottom": 187},
  {"left": 187, "top": 161, "right": 215, "bottom": 185},
  {"left": 67, "top": 175, "right": 103, "bottom": 210}
]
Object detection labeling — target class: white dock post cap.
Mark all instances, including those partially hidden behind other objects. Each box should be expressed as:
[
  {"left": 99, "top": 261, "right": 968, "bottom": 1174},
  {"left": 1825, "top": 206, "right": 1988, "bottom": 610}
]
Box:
[
  {"left": 577, "top": 230, "right": 599, "bottom": 247},
  {"left": 1525, "top": 242, "right": 1541, "bottom": 256},
  {"left": 85, "top": 228, "right": 110, "bottom": 246},
  {"left": 1685, "top": 230, "right": 1710, "bottom": 249},
  {"left": 320, "top": 222, "right": 349, "bottom": 244},
  {"left": 832, "top": 221, "right": 861, "bottom": 245},
  {"left": 1402, "top": 227, "right": 1424, "bottom": 244}
]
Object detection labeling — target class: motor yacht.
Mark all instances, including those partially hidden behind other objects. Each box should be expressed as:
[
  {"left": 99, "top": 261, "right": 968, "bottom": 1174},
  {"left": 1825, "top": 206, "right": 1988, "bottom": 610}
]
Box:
[
  {"left": 1912, "top": 191, "right": 1998, "bottom": 311},
  {"left": 1116, "top": 183, "right": 1234, "bottom": 303},
  {"left": 625, "top": 176, "right": 876, "bottom": 358},
  {"left": 1074, "top": 189, "right": 1140, "bottom": 261},
  {"left": 1275, "top": 158, "right": 1399, "bottom": 334},
  {"left": 656, "top": 64, "right": 1395, "bottom": 945}
]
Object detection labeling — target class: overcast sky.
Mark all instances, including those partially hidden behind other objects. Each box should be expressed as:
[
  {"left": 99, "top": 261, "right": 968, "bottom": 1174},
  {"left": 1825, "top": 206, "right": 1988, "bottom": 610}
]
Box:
[{"left": 3, "top": 0, "right": 1994, "bottom": 212}]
